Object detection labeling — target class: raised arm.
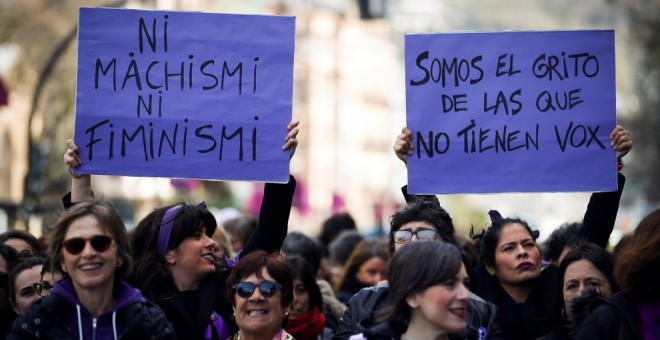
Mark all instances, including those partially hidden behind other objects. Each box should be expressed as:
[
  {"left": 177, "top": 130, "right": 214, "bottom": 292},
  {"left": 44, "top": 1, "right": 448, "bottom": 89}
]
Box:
[
  {"left": 393, "top": 126, "right": 441, "bottom": 205},
  {"left": 240, "top": 120, "right": 299, "bottom": 256},
  {"left": 579, "top": 125, "right": 632, "bottom": 248},
  {"left": 62, "top": 139, "right": 93, "bottom": 209},
  {"left": 393, "top": 126, "right": 413, "bottom": 166}
]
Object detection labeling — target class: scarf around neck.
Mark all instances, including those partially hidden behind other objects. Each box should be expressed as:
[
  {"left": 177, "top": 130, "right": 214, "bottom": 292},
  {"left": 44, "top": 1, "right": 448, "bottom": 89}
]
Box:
[{"left": 286, "top": 306, "right": 325, "bottom": 340}]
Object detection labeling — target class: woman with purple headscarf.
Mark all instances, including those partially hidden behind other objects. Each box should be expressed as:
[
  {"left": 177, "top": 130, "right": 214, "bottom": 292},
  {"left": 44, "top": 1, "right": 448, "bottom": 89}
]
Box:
[{"left": 63, "top": 120, "right": 300, "bottom": 340}]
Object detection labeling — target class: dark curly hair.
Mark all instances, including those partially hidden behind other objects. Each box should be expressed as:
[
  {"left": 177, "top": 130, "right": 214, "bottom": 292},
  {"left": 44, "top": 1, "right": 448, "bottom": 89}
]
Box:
[
  {"left": 388, "top": 197, "right": 456, "bottom": 254},
  {"left": 8, "top": 255, "right": 47, "bottom": 306}
]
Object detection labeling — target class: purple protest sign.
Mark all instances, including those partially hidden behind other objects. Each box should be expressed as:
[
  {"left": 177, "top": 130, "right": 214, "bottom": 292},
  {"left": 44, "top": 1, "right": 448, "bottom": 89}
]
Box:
[
  {"left": 74, "top": 8, "right": 295, "bottom": 182},
  {"left": 405, "top": 30, "right": 616, "bottom": 194}
]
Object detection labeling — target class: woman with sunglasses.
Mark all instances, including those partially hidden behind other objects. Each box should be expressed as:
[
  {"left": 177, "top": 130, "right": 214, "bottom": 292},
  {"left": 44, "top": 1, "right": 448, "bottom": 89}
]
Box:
[
  {"left": 9, "top": 200, "right": 175, "bottom": 340},
  {"left": 227, "top": 250, "right": 294, "bottom": 340},
  {"left": 63, "top": 121, "right": 299, "bottom": 339}
]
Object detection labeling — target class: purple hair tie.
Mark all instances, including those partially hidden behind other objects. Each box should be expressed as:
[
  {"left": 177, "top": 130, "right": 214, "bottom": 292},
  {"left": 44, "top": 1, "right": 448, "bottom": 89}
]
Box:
[
  {"left": 222, "top": 251, "right": 242, "bottom": 269},
  {"left": 157, "top": 201, "right": 207, "bottom": 258}
]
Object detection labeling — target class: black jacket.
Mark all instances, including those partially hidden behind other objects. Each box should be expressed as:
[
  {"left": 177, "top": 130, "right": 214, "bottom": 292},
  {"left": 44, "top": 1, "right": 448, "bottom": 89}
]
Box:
[
  {"left": 350, "top": 318, "right": 405, "bottom": 340},
  {"left": 61, "top": 176, "right": 295, "bottom": 339},
  {"left": 336, "top": 276, "right": 370, "bottom": 306},
  {"left": 579, "top": 173, "right": 626, "bottom": 248},
  {"left": 573, "top": 291, "right": 643, "bottom": 340},
  {"left": 474, "top": 264, "right": 560, "bottom": 340},
  {"left": 354, "top": 317, "right": 491, "bottom": 340},
  {"left": 8, "top": 292, "right": 175, "bottom": 340},
  {"left": 151, "top": 176, "right": 296, "bottom": 339},
  {"left": 332, "top": 283, "right": 503, "bottom": 340}
]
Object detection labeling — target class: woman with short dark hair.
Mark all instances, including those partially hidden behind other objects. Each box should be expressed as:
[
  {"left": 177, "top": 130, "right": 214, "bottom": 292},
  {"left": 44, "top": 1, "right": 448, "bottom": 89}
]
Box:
[
  {"left": 63, "top": 120, "right": 299, "bottom": 340},
  {"left": 227, "top": 250, "right": 294, "bottom": 340},
  {"left": 284, "top": 255, "right": 326, "bottom": 339},
  {"left": 8, "top": 256, "right": 48, "bottom": 316},
  {"left": 539, "top": 241, "right": 617, "bottom": 339},
  {"left": 0, "top": 230, "right": 44, "bottom": 256}
]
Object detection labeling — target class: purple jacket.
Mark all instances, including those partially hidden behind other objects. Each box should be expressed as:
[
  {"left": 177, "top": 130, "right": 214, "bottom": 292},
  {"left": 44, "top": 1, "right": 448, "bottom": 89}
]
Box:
[{"left": 52, "top": 278, "right": 147, "bottom": 339}]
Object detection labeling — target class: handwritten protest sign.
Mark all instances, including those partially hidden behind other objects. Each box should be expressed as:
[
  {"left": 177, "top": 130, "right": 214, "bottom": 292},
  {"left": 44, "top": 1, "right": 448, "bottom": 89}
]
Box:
[
  {"left": 74, "top": 8, "right": 295, "bottom": 182},
  {"left": 405, "top": 30, "right": 616, "bottom": 194}
]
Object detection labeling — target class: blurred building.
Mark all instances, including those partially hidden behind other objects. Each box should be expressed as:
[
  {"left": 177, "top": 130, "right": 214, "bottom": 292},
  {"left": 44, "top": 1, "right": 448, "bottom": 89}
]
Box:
[{"left": 0, "top": 0, "right": 649, "bottom": 241}]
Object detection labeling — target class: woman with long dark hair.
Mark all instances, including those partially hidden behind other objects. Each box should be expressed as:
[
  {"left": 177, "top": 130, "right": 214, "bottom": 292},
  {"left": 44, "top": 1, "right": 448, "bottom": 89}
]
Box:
[
  {"left": 353, "top": 241, "right": 470, "bottom": 339},
  {"left": 539, "top": 241, "right": 617, "bottom": 339},
  {"left": 284, "top": 255, "right": 326, "bottom": 340},
  {"left": 575, "top": 207, "right": 660, "bottom": 340},
  {"left": 334, "top": 238, "right": 388, "bottom": 305},
  {"left": 64, "top": 120, "right": 300, "bottom": 339}
]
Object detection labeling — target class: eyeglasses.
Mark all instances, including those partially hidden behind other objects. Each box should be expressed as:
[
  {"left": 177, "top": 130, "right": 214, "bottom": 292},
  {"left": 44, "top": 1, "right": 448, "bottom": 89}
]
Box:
[
  {"left": 391, "top": 229, "right": 440, "bottom": 244},
  {"left": 34, "top": 281, "right": 53, "bottom": 297},
  {"left": 18, "top": 281, "right": 53, "bottom": 298},
  {"left": 62, "top": 235, "right": 113, "bottom": 255},
  {"left": 233, "top": 281, "right": 283, "bottom": 298}
]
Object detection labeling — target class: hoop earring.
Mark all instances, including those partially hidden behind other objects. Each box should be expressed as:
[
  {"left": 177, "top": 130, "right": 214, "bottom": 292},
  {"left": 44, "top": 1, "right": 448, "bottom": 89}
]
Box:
[{"left": 561, "top": 308, "right": 569, "bottom": 320}]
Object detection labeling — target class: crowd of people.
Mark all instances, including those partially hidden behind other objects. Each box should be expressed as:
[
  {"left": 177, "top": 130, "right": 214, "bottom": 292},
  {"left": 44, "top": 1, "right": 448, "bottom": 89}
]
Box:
[{"left": 1, "top": 122, "right": 658, "bottom": 340}]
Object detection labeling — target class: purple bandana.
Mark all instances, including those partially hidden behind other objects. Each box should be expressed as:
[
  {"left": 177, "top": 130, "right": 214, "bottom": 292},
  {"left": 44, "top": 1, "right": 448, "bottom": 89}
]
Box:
[{"left": 157, "top": 201, "right": 207, "bottom": 258}]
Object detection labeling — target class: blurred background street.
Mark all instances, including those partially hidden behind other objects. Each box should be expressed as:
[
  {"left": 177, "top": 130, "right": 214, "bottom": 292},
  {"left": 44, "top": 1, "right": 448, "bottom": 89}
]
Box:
[{"left": 0, "top": 0, "right": 657, "bottom": 245}]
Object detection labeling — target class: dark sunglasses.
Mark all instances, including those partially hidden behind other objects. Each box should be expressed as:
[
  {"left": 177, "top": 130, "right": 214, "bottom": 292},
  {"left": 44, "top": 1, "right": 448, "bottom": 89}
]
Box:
[
  {"left": 62, "top": 235, "right": 113, "bottom": 255},
  {"left": 233, "top": 281, "right": 282, "bottom": 298}
]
